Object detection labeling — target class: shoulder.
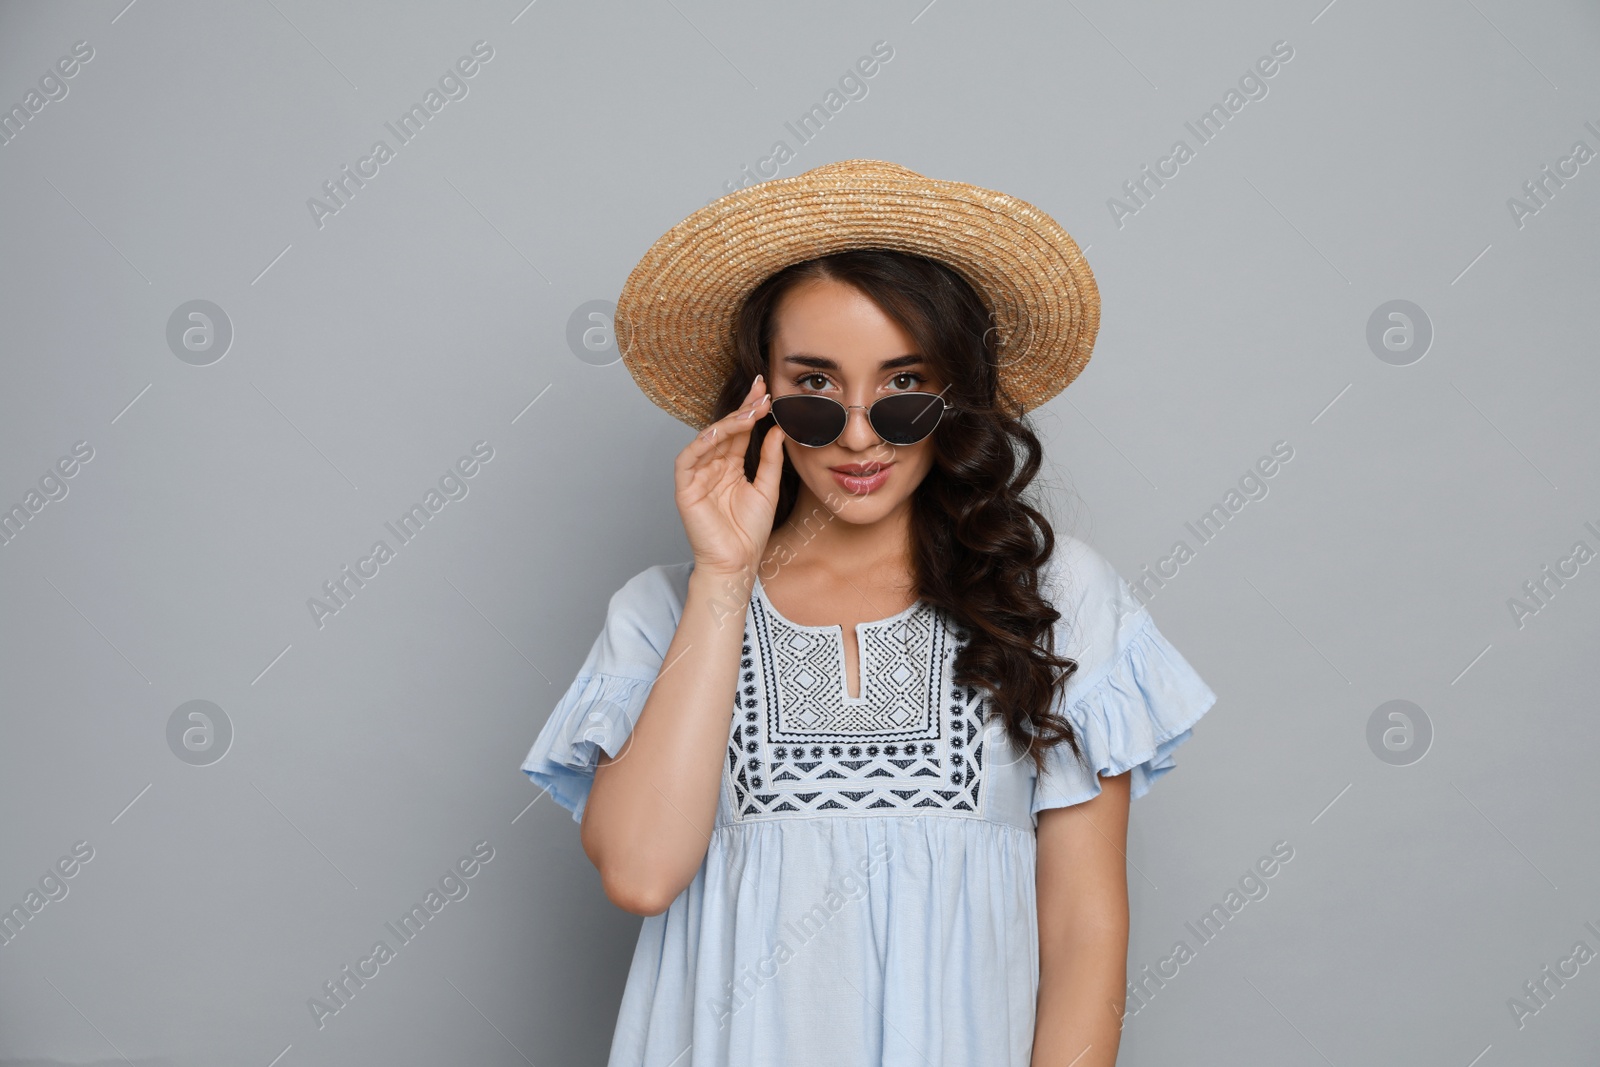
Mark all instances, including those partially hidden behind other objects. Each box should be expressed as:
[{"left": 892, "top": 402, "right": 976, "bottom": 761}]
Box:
[
  {"left": 606, "top": 560, "right": 695, "bottom": 628},
  {"left": 611, "top": 559, "right": 694, "bottom": 603},
  {"left": 1029, "top": 535, "right": 1218, "bottom": 810},
  {"left": 582, "top": 561, "right": 696, "bottom": 677},
  {"left": 1040, "top": 534, "right": 1151, "bottom": 669}
]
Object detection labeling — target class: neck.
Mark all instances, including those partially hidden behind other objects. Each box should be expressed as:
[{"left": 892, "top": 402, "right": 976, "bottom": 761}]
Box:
[{"left": 764, "top": 481, "right": 917, "bottom": 580}]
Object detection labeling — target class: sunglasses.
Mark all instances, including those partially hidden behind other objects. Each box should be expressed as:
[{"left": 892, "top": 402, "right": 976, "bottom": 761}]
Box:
[{"left": 766, "top": 391, "right": 956, "bottom": 448}]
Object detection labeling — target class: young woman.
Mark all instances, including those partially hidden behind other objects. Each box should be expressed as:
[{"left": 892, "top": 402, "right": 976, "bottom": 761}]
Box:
[{"left": 521, "top": 160, "right": 1217, "bottom": 1067}]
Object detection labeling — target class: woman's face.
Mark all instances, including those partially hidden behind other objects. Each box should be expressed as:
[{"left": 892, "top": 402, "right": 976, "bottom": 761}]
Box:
[{"left": 766, "top": 276, "right": 943, "bottom": 526}]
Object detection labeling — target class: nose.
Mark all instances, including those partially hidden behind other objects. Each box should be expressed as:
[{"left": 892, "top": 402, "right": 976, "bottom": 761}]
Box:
[{"left": 837, "top": 402, "right": 882, "bottom": 450}]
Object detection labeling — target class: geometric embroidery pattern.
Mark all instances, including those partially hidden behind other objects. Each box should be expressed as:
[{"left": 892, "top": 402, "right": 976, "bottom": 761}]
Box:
[{"left": 726, "top": 582, "right": 988, "bottom": 821}]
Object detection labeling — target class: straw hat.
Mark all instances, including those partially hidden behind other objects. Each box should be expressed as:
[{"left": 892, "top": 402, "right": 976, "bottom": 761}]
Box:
[{"left": 614, "top": 158, "right": 1100, "bottom": 431}]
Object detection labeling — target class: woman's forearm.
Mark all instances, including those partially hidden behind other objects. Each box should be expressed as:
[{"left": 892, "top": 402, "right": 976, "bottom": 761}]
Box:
[
  {"left": 1032, "top": 931, "right": 1128, "bottom": 1066},
  {"left": 579, "top": 567, "right": 749, "bottom": 914}
]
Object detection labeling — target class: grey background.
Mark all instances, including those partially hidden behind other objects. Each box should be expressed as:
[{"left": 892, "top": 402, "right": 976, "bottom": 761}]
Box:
[{"left": 1, "top": 0, "right": 1596, "bottom": 1064}]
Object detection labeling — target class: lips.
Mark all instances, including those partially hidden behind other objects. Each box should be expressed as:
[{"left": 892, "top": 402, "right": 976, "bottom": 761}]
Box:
[{"left": 829, "top": 462, "right": 894, "bottom": 496}]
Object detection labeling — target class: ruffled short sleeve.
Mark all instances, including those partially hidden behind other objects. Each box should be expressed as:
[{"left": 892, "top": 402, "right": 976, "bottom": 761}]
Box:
[
  {"left": 1031, "top": 538, "right": 1218, "bottom": 816},
  {"left": 520, "top": 562, "right": 692, "bottom": 823}
]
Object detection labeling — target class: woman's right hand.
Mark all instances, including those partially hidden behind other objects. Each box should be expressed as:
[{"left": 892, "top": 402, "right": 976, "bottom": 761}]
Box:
[{"left": 674, "top": 374, "right": 787, "bottom": 583}]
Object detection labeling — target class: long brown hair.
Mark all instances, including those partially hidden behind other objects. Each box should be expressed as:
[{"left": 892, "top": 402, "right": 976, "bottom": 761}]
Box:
[{"left": 709, "top": 248, "right": 1085, "bottom": 776}]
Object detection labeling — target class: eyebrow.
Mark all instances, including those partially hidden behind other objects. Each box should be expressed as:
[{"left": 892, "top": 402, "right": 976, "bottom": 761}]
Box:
[{"left": 779, "top": 352, "right": 925, "bottom": 372}]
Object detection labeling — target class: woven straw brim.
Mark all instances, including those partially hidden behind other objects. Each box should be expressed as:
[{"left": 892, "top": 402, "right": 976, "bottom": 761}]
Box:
[{"left": 615, "top": 158, "right": 1100, "bottom": 431}]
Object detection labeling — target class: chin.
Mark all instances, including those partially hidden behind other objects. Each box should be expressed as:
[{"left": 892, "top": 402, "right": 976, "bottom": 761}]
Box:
[{"left": 824, "top": 495, "right": 906, "bottom": 525}]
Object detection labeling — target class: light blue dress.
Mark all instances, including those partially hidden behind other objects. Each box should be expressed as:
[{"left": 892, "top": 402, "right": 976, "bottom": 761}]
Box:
[{"left": 521, "top": 535, "right": 1217, "bottom": 1066}]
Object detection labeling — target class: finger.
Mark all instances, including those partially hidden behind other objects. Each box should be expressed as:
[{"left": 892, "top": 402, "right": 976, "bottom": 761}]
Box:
[
  {"left": 717, "top": 375, "right": 769, "bottom": 428},
  {"left": 674, "top": 411, "right": 761, "bottom": 496},
  {"left": 676, "top": 423, "right": 721, "bottom": 474},
  {"left": 678, "top": 394, "right": 755, "bottom": 462},
  {"left": 724, "top": 379, "right": 769, "bottom": 427},
  {"left": 676, "top": 380, "right": 771, "bottom": 472},
  {"left": 706, "top": 391, "right": 770, "bottom": 450},
  {"left": 703, "top": 376, "right": 761, "bottom": 427},
  {"left": 753, "top": 419, "right": 786, "bottom": 499}
]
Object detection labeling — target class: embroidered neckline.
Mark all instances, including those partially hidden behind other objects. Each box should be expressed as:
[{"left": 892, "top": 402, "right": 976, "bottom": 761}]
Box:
[
  {"left": 751, "top": 575, "right": 927, "bottom": 633},
  {"left": 726, "top": 580, "right": 988, "bottom": 822},
  {"left": 752, "top": 576, "right": 928, "bottom": 706}
]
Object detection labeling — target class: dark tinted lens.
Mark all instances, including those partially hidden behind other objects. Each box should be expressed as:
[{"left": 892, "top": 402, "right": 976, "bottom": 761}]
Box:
[
  {"left": 769, "top": 395, "right": 847, "bottom": 447},
  {"left": 870, "top": 393, "right": 946, "bottom": 445}
]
